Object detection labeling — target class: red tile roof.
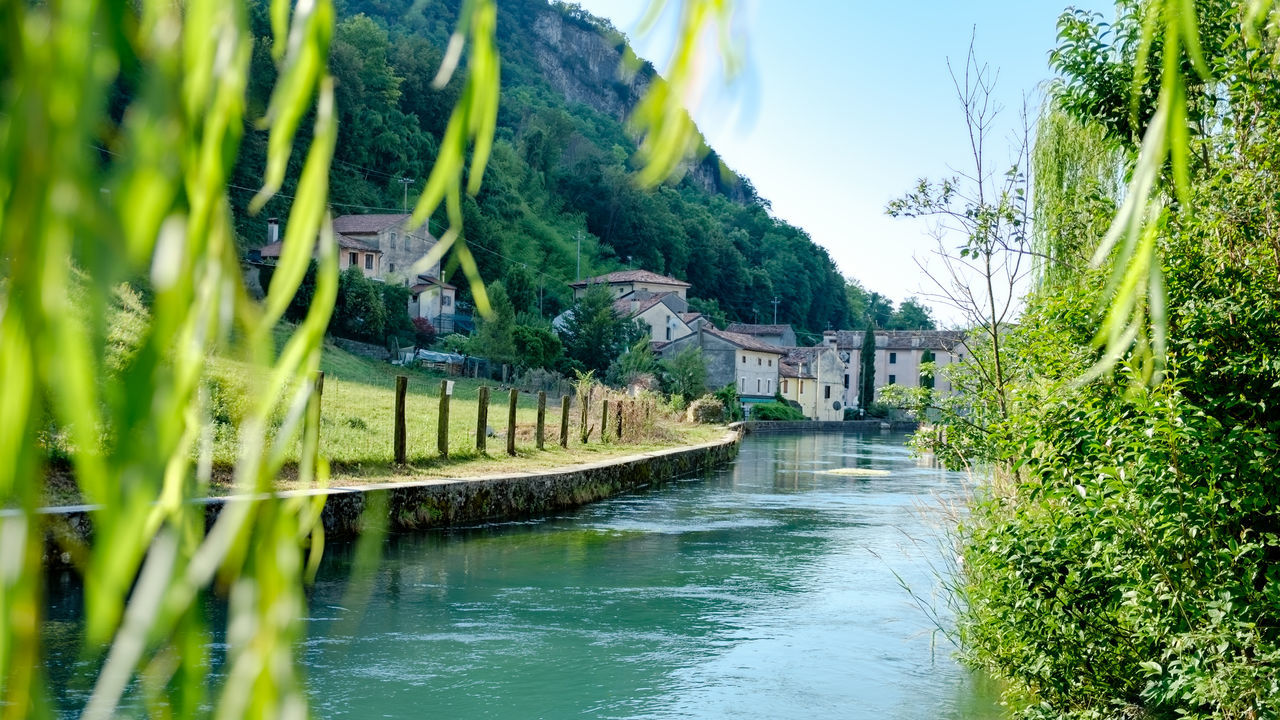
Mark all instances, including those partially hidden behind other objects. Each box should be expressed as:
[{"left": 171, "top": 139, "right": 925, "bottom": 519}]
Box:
[
  {"left": 569, "top": 269, "right": 690, "bottom": 289},
  {"left": 702, "top": 326, "right": 784, "bottom": 354},
  {"left": 725, "top": 323, "right": 792, "bottom": 337},
  {"left": 612, "top": 291, "right": 676, "bottom": 317}
]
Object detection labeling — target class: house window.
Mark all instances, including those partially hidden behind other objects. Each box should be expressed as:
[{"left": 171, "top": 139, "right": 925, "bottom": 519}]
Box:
[
  {"left": 389, "top": 262, "right": 395, "bottom": 273},
  {"left": 800, "top": 380, "right": 805, "bottom": 394},
  {"left": 365, "top": 254, "right": 374, "bottom": 270},
  {"left": 665, "top": 325, "right": 672, "bottom": 340},
  {"left": 739, "top": 377, "right": 745, "bottom": 391},
  {"left": 824, "top": 386, "right": 831, "bottom": 399},
  {"left": 757, "top": 358, "right": 761, "bottom": 366},
  {"left": 348, "top": 252, "right": 358, "bottom": 267},
  {"left": 756, "top": 379, "right": 761, "bottom": 393},
  {"left": 767, "top": 379, "right": 772, "bottom": 394},
  {"left": 889, "top": 352, "right": 897, "bottom": 364},
  {"left": 442, "top": 295, "right": 452, "bottom": 307},
  {"left": 390, "top": 231, "right": 398, "bottom": 249},
  {"left": 782, "top": 379, "right": 788, "bottom": 394},
  {"left": 768, "top": 359, "right": 772, "bottom": 367},
  {"left": 844, "top": 374, "right": 850, "bottom": 389},
  {"left": 741, "top": 356, "right": 746, "bottom": 364},
  {"left": 888, "top": 375, "right": 897, "bottom": 385}
]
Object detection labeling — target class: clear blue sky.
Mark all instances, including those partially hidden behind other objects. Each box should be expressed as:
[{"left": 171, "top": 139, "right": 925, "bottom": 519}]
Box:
[{"left": 573, "top": 0, "right": 1112, "bottom": 323}]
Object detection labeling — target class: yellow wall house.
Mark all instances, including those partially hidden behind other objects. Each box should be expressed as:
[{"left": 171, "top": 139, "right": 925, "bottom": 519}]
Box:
[{"left": 778, "top": 346, "right": 846, "bottom": 421}]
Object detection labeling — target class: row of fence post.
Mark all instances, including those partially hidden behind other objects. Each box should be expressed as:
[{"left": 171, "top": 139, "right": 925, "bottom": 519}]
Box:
[{"left": 318, "top": 373, "right": 624, "bottom": 464}]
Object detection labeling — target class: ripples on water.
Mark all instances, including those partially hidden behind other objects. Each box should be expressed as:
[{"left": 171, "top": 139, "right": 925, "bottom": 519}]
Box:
[{"left": 43, "top": 431, "right": 1004, "bottom": 719}]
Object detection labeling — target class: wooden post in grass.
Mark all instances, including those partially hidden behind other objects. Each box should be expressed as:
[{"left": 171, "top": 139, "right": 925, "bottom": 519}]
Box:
[
  {"left": 301, "top": 371, "right": 324, "bottom": 479},
  {"left": 536, "top": 391, "right": 546, "bottom": 450},
  {"left": 615, "top": 401, "right": 623, "bottom": 441},
  {"left": 476, "top": 386, "right": 489, "bottom": 452},
  {"left": 506, "top": 388, "right": 518, "bottom": 456},
  {"left": 437, "top": 379, "right": 450, "bottom": 459},
  {"left": 579, "top": 392, "right": 589, "bottom": 444},
  {"left": 394, "top": 375, "right": 408, "bottom": 464},
  {"left": 600, "top": 398, "right": 609, "bottom": 442},
  {"left": 560, "top": 395, "right": 570, "bottom": 448}
]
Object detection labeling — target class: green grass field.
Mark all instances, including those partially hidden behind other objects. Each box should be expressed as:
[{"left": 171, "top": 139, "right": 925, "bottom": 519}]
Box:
[{"left": 204, "top": 335, "right": 722, "bottom": 490}]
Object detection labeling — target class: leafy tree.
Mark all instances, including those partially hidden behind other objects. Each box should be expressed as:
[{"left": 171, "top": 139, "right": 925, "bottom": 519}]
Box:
[
  {"left": 332, "top": 267, "right": 388, "bottom": 343},
  {"left": 606, "top": 339, "right": 660, "bottom": 388},
  {"left": 512, "top": 323, "right": 563, "bottom": 370},
  {"left": 470, "top": 281, "right": 517, "bottom": 364},
  {"left": 866, "top": 292, "right": 895, "bottom": 330},
  {"left": 686, "top": 296, "right": 728, "bottom": 329},
  {"left": 885, "top": 297, "right": 935, "bottom": 330},
  {"left": 659, "top": 346, "right": 707, "bottom": 399},
  {"left": 558, "top": 285, "right": 644, "bottom": 374},
  {"left": 411, "top": 316, "right": 437, "bottom": 349},
  {"left": 504, "top": 264, "right": 539, "bottom": 316},
  {"left": 380, "top": 282, "right": 416, "bottom": 346}
]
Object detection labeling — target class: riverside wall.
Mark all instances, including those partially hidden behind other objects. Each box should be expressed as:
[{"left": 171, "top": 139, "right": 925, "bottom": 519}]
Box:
[
  {"left": 38, "top": 429, "right": 742, "bottom": 564},
  {"left": 742, "top": 420, "right": 918, "bottom": 434}
]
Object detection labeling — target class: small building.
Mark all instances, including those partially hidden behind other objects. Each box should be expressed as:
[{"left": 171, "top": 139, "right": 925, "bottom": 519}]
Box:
[
  {"left": 408, "top": 275, "right": 458, "bottom": 333},
  {"left": 778, "top": 346, "right": 846, "bottom": 421},
  {"left": 724, "top": 323, "right": 797, "bottom": 348},
  {"left": 569, "top": 269, "right": 691, "bottom": 300},
  {"left": 822, "top": 329, "right": 966, "bottom": 410},
  {"left": 613, "top": 292, "right": 694, "bottom": 344},
  {"left": 331, "top": 213, "right": 437, "bottom": 281},
  {"left": 257, "top": 218, "right": 384, "bottom": 278},
  {"left": 659, "top": 325, "right": 782, "bottom": 414}
]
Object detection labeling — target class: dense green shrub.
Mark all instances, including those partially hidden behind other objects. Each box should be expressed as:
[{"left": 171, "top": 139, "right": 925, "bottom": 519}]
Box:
[
  {"left": 748, "top": 402, "right": 805, "bottom": 421},
  {"left": 685, "top": 396, "right": 725, "bottom": 423}
]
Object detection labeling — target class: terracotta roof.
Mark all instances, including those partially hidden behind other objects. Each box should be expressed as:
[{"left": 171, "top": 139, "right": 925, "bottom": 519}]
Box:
[
  {"left": 678, "top": 312, "right": 703, "bottom": 323},
  {"left": 779, "top": 361, "right": 810, "bottom": 379},
  {"left": 725, "top": 323, "right": 793, "bottom": 337},
  {"left": 569, "top": 269, "right": 691, "bottom": 289},
  {"left": 612, "top": 291, "right": 675, "bottom": 317},
  {"left": 331, "top": 213, "right": 429, "bottom": 236},
  {"left": 415, "top": 274, "right": 456, "bottom": 290},
  {"left": 258, "top": 233, "right": 380, "bottom": 258},
  {"left": 702, "top": 326, "right": 784, "bottom": 354}
]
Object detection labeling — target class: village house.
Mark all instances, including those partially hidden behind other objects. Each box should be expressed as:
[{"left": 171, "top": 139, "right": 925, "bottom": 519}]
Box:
[
  {"left": 724, "top": 323, "right": 797, "bottom": 347},
  {"left": 778, "top": 346, "right": 846, "bottom": 421},
  {"left": 822, "top": 329, "right": 966, "bottom": 410},
  {"left": 254, "top": 213, "right": 461, "bottom": 332},
  {"left": 659, "top": 325, "right": 782, "bottom": 414},
  {"left": 569, "top": 269, "right": 690, "bottom": 300}
]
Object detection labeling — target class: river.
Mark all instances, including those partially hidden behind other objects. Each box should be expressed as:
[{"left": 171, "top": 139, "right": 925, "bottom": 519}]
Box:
[{"left": 44, "top": 431, "right": 1003, "bottom": 718}]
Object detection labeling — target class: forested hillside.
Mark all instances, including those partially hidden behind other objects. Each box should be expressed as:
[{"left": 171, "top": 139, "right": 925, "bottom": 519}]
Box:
[{"left": 229, "top": 0, "right": 878, "bottom": 336}]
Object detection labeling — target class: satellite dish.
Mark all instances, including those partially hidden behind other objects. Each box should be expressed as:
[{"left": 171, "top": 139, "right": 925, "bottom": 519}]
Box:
[{"left": 833, "top": 401, "right": 842, "bottom": 410}]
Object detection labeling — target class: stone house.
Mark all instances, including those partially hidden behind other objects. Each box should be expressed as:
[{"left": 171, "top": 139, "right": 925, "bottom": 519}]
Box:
[
  {"left": 778, "top": 346, "right": 846, "bottom": 421},
  {"left": 821, "top": 329, "right": 966, "bottom": 410},
  {"left": 569, "top": 269, "right": 690, "bottom": 300},
  {"left": 659, "top": 325, "right": 782, "bottom": 413}
]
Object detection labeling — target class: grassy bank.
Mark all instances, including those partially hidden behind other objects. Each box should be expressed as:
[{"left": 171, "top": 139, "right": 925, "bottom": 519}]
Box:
[{"left": 45, "top": 333, "right": 724, "bottom": 506}]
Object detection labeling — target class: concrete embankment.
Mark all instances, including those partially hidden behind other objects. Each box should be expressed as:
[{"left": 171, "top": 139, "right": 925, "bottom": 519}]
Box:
[
  {"left": 38, "top": 429, "right": 743, "bottom": 562},
  {"left": 742, "top": 420, "right": 918, "bottom": 434}
]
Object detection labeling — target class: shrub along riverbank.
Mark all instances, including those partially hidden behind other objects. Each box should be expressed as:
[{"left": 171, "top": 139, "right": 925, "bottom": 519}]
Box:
[{"left": 911, "top": 6, "right": 1280, "bottom": 718}]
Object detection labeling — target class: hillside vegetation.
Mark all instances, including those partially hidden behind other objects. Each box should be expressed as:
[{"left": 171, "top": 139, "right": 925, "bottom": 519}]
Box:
[{"left": 223, "top": 0, "right": 922, "bottom": 336}]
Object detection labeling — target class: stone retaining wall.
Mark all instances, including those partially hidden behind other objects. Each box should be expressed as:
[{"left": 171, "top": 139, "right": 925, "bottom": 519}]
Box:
[
  {"left": 38, "top": 430, "right": 742, "bottom": 564},
  {"left": 742, "top": 420, "right": 918, "bottom": 434}
]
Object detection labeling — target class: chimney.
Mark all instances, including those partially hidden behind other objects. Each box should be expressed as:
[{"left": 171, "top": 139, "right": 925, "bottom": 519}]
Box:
[{"left": 267, "top": 217, "right": 280, "bottom": 245}]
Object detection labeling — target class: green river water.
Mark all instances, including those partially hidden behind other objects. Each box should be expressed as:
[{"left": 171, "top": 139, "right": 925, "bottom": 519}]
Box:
[{"left": 45, "top": 431, "right": 1004, "bottom": 718}]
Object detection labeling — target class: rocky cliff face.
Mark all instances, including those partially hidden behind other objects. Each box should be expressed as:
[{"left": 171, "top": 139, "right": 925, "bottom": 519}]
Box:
[{"left": 526, "top": 6, "right": 751, "bottom": 204}]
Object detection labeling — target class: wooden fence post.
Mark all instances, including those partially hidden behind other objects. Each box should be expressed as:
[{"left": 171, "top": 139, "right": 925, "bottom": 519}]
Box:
[
  {"left": 615, "top": 401, "right": 623, "bottom": 441},
  {"left": 579, "top": 391, "right": 589, "bottom": 444},
  {"left": 394, "top": 375, "right": 408, "bottom": 464},
  {"left": 301, "top": 371, "right": 324, "bottom": 478},
  {"left": 476, "top": 385, "right": 489, "bottom": 452},
  {"left": 506, "top": 388, "right": 518, "bottom": 456},
  {"left": 536, "top": 391, "right": 546, "bottom": 450},
  {"left": 600, "top": 398, "right": 609, "bottom": 442},
  {"left": 437, "top": 379, "right": 450, "bottom": 459},
  {"left": 560, "top": 395, "right": 570, "bottom": 448}
]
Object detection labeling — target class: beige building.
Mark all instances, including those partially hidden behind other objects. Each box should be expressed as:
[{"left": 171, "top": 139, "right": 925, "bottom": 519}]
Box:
[
  {"left": 778, "top": 346, "right": 846, "bottom": 421},
  {"left": 658, "top": 326, "right": 782, "bottom": 411},
  {"left": 569, "top": 269, "right": 690, "bottom": 300},
  {"left": 822, "top": 329, "right": 966, "bottom": 410}
]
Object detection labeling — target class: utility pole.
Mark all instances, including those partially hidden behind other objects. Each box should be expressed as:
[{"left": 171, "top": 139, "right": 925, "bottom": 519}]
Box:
[
  {"left": 771, "top": 296, "right": 781, "bottom": 324},
  {"left": 399, "top": 177, "right": 413, "bottom": 212}
]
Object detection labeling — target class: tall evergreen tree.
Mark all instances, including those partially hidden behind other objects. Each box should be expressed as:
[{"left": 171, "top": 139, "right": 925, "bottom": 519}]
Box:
[{"left": 859, "top": 326, "right": 876, "bottom": 410}]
